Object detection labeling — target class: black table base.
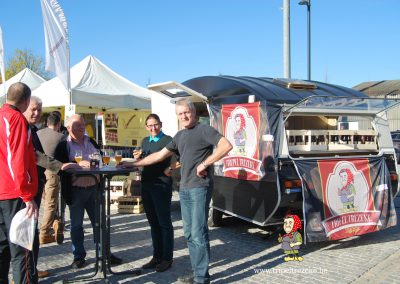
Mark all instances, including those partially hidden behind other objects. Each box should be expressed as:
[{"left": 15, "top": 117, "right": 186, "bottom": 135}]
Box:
[{"left": 63, "top": 167, "right": 141, "bottom": 283}]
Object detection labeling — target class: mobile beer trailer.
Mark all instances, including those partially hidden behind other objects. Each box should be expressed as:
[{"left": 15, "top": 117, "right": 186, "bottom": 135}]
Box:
[{"left": 150, "top": 76, "right": 399, "bottom": 242}]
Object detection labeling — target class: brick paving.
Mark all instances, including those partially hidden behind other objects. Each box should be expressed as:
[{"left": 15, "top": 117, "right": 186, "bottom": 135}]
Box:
[{"left": 33, "top": 192, "right": 400, "bottom": 283}]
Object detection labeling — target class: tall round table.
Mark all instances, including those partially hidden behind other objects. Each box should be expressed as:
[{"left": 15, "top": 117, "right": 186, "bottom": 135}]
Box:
[{"left": 65, "top": 166, "right": 141, "bottom": 282}]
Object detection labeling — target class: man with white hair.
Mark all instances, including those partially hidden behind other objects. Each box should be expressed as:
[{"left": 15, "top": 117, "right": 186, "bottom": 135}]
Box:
[{"left": 23, "top": 96, "right": 76, "bottom": 279}]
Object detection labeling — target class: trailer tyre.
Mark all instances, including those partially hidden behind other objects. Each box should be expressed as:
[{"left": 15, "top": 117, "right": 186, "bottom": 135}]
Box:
[{"left": 208, "top": 207, "right": 223, "bottom": 227}]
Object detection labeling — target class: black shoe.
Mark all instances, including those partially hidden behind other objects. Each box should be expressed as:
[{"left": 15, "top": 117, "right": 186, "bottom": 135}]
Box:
[
  {"left": 178, "top": 274, "right": 210, "bottom": 284},
  {"left": 110, "top": 254, "right": 123, "bottom": 265},
  {"left": 155, "top": 260, "right": 172, "bottom": 272},
  {"left": 71, "top": 258, "right": 86, "bottom": 269},
  {"left": 178, "top": 274, "right": 193, "bottom": 283},
  {"left": 142, "top": 257, "right": 161, "bottom": 269}
]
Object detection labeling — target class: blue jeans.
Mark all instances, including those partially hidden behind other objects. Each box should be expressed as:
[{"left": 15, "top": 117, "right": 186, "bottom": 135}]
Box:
[
  {"left": 141, "top": 182, "right": 173, "bottom": 261},
  {"left": 69, "top": 187, "right": 96, "bottom": 260},
  {"left": 179, "top": 187, "right": 212, "bottom": 284}
]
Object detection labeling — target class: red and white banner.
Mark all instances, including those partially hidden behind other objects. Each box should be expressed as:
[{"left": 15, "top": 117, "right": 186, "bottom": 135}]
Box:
[
  {"left": 319, "top": 159, "right": 378, "bottom": 239},
  {"left": 294, "top": 157, "right": 397, "bottom": 242},
  {"left": 221, "top": 102, "right": 262, "bottom": 181}
]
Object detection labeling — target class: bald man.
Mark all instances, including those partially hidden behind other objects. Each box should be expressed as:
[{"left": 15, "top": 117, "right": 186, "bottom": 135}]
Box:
[{"left": 0, "top": 82, "right": 39, "bottom": 283}]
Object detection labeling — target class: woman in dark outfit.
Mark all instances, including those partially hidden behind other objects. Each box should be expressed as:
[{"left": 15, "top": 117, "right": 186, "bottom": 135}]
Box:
[{"left": 137, "top": 114, "right": 175, "bottom": 272}]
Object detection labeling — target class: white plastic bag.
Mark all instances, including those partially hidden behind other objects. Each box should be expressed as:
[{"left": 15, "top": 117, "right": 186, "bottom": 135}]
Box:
[{"left": 9, "top": 208, "right": 37, "bottom": 251}]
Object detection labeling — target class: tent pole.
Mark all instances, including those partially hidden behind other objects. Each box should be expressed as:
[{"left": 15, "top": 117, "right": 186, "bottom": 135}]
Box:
[
  {"left": 67, "top": 43, "right": 71, "bottom": 105},
  {"left": 95, "top": 113, "right": 99, "bottom": 144}
]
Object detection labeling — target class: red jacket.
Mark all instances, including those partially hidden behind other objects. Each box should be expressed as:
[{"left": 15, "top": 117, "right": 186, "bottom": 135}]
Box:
[{"left": 0, "top": 104, "right": 38, "bottom": 202}]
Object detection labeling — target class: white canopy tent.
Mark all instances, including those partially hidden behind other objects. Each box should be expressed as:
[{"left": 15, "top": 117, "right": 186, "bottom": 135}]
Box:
[
  {"left": 32, "top": 55, "right": 153, "bottom": 111},
  {"left": 0, "top": 68, "right": 46, "bottom": 96}
]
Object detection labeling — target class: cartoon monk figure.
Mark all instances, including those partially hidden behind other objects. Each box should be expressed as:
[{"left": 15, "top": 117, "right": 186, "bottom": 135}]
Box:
[
  {"left": 338, "top": 168, "right": 357, "bottom": 212},
  {"left": 233, "top": 113, "right": 246, "bottom": 155},
  {"left": 278, "top": 214, "right": 303, "bottom": 262}
]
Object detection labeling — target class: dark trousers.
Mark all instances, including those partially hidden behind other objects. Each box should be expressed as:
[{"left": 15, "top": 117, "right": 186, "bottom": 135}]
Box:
[
  {"left": 141, "top": 182, "right": 173, "bottom": 261},
  {"left": 32, "top": 179, "right": 45, "bottom": 267},
  {"left": 0, "top": 198, "right": 38, "bottom": 284}
]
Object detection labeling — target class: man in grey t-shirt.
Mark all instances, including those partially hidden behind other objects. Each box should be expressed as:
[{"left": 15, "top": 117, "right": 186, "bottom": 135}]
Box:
[{"left": 120, "top": 98, "right": 232, "bottom": 284}]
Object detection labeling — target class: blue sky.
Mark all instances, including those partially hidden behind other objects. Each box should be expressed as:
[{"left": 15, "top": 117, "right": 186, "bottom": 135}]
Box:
[{"left": 1, "top": 0, "right": 399, "bottom": 88}]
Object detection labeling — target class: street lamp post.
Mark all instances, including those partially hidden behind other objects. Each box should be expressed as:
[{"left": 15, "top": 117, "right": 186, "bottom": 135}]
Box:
[{"left": 299, "top": 0, "right": 311, "bottom": 81}]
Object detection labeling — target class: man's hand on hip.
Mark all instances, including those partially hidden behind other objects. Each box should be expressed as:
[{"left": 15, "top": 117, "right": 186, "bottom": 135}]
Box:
[{"left": 196, "top": 162, "right": 208, "bottom": 178}]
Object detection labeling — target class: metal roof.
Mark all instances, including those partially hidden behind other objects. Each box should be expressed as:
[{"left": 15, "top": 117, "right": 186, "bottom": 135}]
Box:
[
  {"left": 183, "top": 76, "right": 367, "bottom": 105},
  {"left": 353, "top": 80, "right": 400, "bottom": 98}
]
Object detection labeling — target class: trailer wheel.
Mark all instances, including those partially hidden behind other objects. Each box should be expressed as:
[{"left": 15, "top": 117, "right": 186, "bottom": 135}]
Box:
[{"left": 208, "top": 207, "right": 223, "bottom": 227}]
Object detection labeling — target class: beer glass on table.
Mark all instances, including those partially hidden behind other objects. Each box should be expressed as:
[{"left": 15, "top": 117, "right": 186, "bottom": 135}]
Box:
[
  {"left": 74, "top": 150, "right": 83, "bottom": 163},
  {"left": 114, "top": 150, "right": 122, "bottom": 164},
  {"left": 102, "top": 149, "right": 111, "bottom": 167}
]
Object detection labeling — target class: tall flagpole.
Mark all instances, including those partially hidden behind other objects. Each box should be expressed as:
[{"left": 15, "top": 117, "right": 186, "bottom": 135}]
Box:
[
  {"left": 67, "top": 44, "right": 71, "bottom": 105},
  {"left": 0, "top": 26, "right": 6, "bottom": 102}
]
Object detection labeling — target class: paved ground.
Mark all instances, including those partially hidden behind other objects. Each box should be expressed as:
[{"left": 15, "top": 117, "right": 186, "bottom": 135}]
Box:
[{"left": 33, "top": 192, "right": 400, "bottom": 284}]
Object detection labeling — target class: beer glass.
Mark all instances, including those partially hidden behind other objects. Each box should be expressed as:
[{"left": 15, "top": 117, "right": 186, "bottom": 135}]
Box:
[
  {"left": 74, "top": 150, "right": 83, "bottom": 163},
  {"left": 114, "top": 150, "right": 122, "bottom": 164},
  {"left": 102, "top": 149, "right": 111, "bottom": 166}
]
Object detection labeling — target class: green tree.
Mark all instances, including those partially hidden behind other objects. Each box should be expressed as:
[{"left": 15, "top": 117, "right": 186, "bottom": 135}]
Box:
[{"left": 2, "top": 48, "right": 51, "bottom": 82}]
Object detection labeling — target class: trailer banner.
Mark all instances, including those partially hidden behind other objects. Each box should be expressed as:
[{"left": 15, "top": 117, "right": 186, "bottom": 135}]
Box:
[
  {"left": 293, "top": 157, "right": 397, "bottom": 242},
  {"left": 209, "top": 102, "right": 265, "bottom": 180},
  {"left": 220, "top": 102, "right": 262, "bottom": 180}
]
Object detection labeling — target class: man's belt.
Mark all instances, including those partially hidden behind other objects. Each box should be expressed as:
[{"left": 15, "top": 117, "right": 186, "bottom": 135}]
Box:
[{"left": 72, "top": 184, "right": 98, "bottom": 190}]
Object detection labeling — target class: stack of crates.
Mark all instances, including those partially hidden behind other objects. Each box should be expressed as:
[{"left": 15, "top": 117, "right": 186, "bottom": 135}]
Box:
[{"left": 117, "top": 196, "right": 144, "bottom": 214}]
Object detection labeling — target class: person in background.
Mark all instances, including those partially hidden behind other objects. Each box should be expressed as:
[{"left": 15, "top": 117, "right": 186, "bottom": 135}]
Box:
[
  {"left": 55, "top": 114, "right": 122, "bottom": 269},
  {"left": 37, "top": 112, "right": 66, "bottom": 245},
  {"left": 136, "top": 114, "right": 175, "bottom": 272},
  {"left": 119, "top": 98, "right": 232, "bottom": 284},
  {"left": 51, "top": 110, "right": 68, "bottom": 136},
  {"left": 0, "top": 82, "right": 39, "bottom": 284}
]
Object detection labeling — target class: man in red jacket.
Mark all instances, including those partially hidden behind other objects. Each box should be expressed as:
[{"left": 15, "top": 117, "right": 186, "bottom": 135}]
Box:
[{"left": 0, "top": 82, "right": 39, "bottom": 284}]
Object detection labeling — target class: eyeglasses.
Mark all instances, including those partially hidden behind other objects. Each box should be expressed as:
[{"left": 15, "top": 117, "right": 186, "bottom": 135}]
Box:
[{"left": 146, "top": 123, "right": 160, "bottom": 129}]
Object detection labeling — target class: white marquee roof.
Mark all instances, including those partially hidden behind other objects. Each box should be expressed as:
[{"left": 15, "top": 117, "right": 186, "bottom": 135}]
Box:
[
  {"left": 32, "top": 55, "right": 153, "bottom": 110},
  {"left": 0, "top": 68, "right": 46, "bottom": 96}
]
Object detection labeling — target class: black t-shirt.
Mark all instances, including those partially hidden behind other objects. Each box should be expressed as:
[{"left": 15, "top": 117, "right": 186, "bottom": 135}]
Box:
[
  {"left": 141, "top": 134, "right": 172, "bottom": 185},
  {"left": 166, "top": 123, "right": 222, "bottom": 189}
]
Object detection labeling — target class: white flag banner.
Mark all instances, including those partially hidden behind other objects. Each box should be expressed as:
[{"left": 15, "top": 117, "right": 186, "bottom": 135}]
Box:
[
  {"left": 40, "top": 0, "right": 70, "bottom": 92},
  {"left": 0, "top": 26, "right": 6, "bottom": 92}
]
